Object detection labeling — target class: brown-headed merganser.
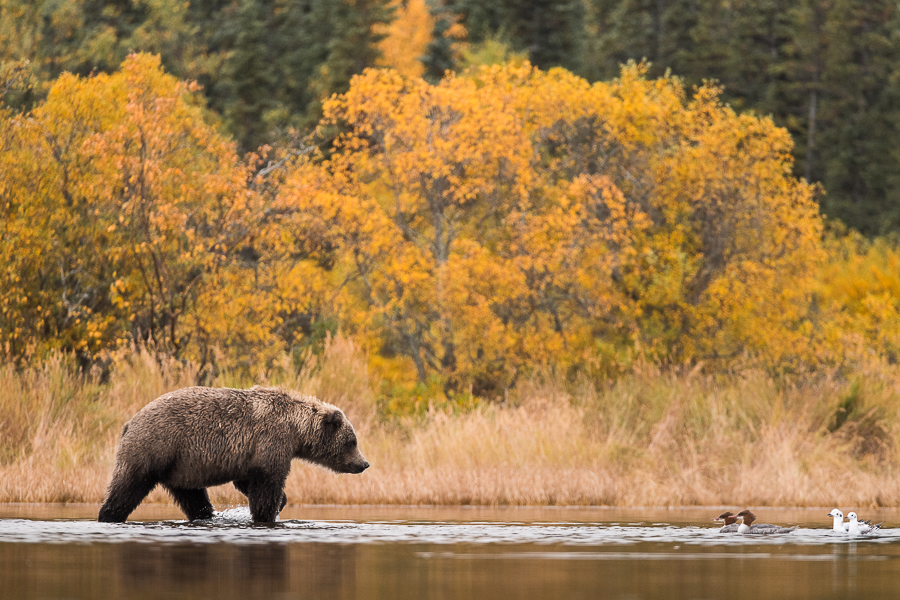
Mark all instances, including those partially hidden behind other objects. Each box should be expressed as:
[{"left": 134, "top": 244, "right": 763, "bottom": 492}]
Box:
[
  {"left": 714, "top": 511, "right": 740, "bottom": 533},
  {"left": 736, "top": 510, "right": 797, "bottom": 534},
  {"left": 847, "top": 511, "right": 881, "bottom": 536}
]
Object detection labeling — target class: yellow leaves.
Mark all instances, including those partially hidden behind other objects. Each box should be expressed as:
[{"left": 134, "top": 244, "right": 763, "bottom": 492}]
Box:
[
  {"left": 375, "top": 0, "right": 433, "bottom": 79},
  {"left": 291, "top": 60, "right": 832, "bottom": 387},
  {"left": 4, "top": 54, "right": 890, "bottom": 386},
  {"left": 807, "top": 234, "right": 900, "bottom": 363},
  {"left": 0, "top": 52, "right": 263, "bottom": 362},
  {"left": 326, "top": 67, "right": 535, "bottom": 211}
]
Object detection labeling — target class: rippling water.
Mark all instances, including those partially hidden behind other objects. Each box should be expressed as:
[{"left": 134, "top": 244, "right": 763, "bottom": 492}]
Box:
[{"left": 2, "top": 505, "right": 899, "bottom": 599}]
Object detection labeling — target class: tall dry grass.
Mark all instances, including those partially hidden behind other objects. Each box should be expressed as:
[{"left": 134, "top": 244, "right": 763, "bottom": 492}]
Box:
[{"left": 2, "top": 337, "right": 900, "bottom": 507}]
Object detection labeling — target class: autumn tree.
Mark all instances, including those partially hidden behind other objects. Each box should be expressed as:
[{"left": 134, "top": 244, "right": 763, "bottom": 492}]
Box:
[
  {"left": 0, "top": 0, "right": 203, "bottom": 92},
  {"left": 274, "top": 63, "right": 824, "bottom": 393},
  {"left": 0, "top": 54, "right": 280, "bottom": 367},
  {"left": 6, "top": 53, "right": 898, "bottom": 388},
  {"left": 375, "top": 0, "right": 434, "bottom": 79}
]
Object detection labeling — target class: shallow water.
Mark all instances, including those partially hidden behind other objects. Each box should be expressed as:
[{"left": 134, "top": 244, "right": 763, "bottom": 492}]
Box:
[{"left": 2, "top": 504, "right": 899, "bottom": 599}]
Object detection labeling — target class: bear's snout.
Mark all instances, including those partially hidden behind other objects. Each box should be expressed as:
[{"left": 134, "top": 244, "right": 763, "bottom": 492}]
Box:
[{"left": 343, "top": 453, "right": 369, "bottom": 474}]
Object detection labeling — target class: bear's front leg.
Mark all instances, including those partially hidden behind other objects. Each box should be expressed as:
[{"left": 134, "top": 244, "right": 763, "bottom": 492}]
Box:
[
  {"left": 246, "top": 477, "right": 288, "bottom": 523},
  {"left": 234, "top": 479, "right": 287, "bottom": 511}
]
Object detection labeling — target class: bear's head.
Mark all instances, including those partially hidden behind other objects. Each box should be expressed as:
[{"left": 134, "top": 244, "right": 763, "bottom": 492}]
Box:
[{"left": 304, "top": 406, "right": 370, "bottom": 474}]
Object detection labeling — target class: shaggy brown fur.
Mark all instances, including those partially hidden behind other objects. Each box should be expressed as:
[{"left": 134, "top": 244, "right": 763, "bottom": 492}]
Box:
[{"left": 98, "top": 386, "right": 369, "bottom": 523}]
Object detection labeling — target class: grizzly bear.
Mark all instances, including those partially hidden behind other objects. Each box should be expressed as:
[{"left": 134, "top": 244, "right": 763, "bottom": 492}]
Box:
[{"left": 98, "top": 386, "right": 369, "bottom": 523}]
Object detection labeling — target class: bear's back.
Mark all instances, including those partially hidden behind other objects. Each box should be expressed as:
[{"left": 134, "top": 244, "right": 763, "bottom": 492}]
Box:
[
  {"left": 132, "top": 387, "right": 255, "bottom": 431},
  {"left": 118, "top": 387, "right": 300, "bottom": 486}
]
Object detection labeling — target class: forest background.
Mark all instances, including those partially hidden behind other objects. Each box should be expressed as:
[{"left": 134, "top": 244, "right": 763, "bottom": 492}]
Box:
[{"left": 3, "top": 0, "right": 900, "bottom": 508}]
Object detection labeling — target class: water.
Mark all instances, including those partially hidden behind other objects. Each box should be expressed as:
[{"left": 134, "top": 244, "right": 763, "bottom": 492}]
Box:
[{"left": 2, "top": 504, "right": 899, "bottom": 599}]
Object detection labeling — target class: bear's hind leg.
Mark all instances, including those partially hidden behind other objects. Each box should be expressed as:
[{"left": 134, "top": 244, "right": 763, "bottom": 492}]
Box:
[
  {"left": 165, "top": 486, "right": 215, "bottom": 521},
  {"left": 98, "top": 468, "right": 158, "bottom": 523}
]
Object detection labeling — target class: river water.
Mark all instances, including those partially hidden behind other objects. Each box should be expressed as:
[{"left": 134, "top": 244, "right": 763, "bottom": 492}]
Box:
[{"left": 1, "top": 504, "right": 899, "bottom": 599}]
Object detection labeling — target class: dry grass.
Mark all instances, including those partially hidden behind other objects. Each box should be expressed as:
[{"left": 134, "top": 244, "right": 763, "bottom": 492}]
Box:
[{"left": 2, "top": 338, "right": 900, "bottom": 508}]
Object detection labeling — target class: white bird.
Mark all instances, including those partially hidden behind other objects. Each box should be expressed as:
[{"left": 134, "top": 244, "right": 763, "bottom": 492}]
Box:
[
  {"left": 847, "top": 511, "right": 881, "bottom": 536},
  {"left": 827, "top": 508, "right": 849, "bottom": 532}
]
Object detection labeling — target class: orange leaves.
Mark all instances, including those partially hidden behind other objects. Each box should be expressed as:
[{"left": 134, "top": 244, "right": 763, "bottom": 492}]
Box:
[
  {"left": 2, "top": 55, "right": 869, "bottom": 386},
  {"left": 811, "top": 234, "right": 900, "bottom": 365},
  {"left": 325, "top": 67, "right": 534, "bottom": 211},
  {"left": 0, "top": 53, "right": 267, "bottom": 362},
  {"left": 286, "top": 61, "right": 830, "bottom": 388},
  {"left": 375, "top": 0, "right": 434, "bottom": 79}
]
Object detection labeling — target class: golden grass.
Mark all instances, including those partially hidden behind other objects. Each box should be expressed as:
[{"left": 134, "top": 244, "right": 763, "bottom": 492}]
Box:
[{"left": 2, "top": 338, "right": 900, "bottom": 508}]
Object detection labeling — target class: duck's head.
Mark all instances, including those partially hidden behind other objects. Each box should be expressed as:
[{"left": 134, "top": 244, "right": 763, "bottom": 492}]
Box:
[
  {"left": 827, "top": 509, "right": 844, "bottom": 519},
  {"left": 847, "top": 511, "right": 858, "bottom": 522},
  {"left": 736, "top": 510, "right": 756, "bottom": 526},
  {"left": 715, "top": 511, "right": 738, "bottom": 525}
]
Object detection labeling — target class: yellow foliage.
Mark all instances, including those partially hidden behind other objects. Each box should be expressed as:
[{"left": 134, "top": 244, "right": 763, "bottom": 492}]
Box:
[
  {"left": 458, "top": 36, "right": 529, "bottom": 69},
  {"left": 814, "top": 233, "right": 900, "bottom": 364},
  {"left": 275, "top": 62, "right": 824, "bottom": 391},
  {"left": 375, "top": 0, "right": 433, "bottom": 78},
  {"left": 0, "top": 53, "right": 278, "bottom": 364},
  {"left": 7, "top": 55, "right": 900, "bottom": 393}
]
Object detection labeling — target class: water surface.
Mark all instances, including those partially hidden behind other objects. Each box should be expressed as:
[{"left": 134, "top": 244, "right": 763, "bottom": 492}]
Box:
[{"left": 2, "top": 504, "right": 898, "bottom": 599}]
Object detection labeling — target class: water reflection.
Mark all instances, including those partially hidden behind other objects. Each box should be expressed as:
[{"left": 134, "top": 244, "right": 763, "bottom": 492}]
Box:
[
  {"left": 1, "top": 505, "right": 899, "bottom": 600},
  {"left": 836, "top": 542, "right": 858, "bottom": 594},
  {"left": 119, "top": 544, "right": 290, "bottom": 596}
]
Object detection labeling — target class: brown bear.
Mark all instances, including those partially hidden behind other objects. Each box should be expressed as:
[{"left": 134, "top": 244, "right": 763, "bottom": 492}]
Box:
[{"left": 98, "top": 386, "right": 369, "bottom": 523}]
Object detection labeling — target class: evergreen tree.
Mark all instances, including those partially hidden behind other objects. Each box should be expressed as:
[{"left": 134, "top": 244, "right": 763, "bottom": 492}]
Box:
[
  {"left": 0, "top": 0, "right": 199, "bottom": 87},
  {"left": 193, "top": 0, "right": 392, "bottom": 150},
  {"left": 444, "top": 0, "right": 585, "bottom": 72},
  {"left": 812, "top": 0, "right": 900, "bottom": 232},
  {"left": 583, "top": 0, "right": 900, "bottom": 234},
  {"left": 421, "top": 5, "right": 459, "bottom": 82}
]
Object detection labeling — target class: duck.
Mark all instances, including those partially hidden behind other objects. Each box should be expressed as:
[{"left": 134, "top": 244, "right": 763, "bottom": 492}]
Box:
[
  {"left": 847, "top": 511, "right": 881, "bottom": 536},
  {"left": 714, "top": 511, "right": 740, "bottom": 533},
  {"left": 736, "top": 510, "right": 798, "bottom": 534},
  {"left": 827, "top": 508, "right": 849, "bottom": 532}
]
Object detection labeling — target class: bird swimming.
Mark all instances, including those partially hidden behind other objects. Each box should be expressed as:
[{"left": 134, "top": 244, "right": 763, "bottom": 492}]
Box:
[
  {"left": 735, "top": 510, "right": 797, "bottom": 534},
  {"left": 847, "top": 511, "right": 881, "bottom": 536},
  {"left": 828, "top": 508, "right": 881, "bottom": 535},
  {"left": 714, "top": 511, "right": 740, "bottom": 533},
  {"left": 827, "top": 508, "right": 849, "bottom": 532}
]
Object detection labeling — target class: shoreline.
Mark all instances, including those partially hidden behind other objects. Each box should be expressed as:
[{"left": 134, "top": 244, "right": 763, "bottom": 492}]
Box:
[{"left": 2, "top": 503, "right": 897, "bottom": 529}]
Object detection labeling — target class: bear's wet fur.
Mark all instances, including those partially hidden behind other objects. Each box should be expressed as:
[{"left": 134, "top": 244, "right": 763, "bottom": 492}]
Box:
[{"left": 98, "top": 386, "right": 369, "bottom": 523}]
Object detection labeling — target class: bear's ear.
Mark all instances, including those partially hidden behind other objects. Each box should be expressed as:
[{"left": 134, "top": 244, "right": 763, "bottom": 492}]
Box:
[{"left": 323, "top": 410, "right": 342, "bottom": 429}]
